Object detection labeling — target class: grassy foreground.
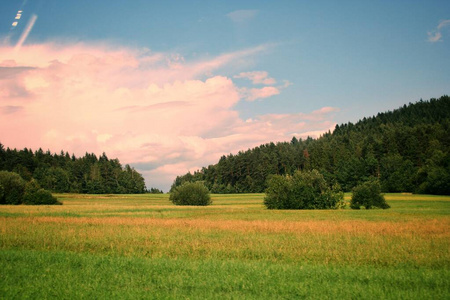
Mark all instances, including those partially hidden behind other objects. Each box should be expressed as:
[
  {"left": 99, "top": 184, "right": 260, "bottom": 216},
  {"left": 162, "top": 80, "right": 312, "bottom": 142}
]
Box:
[{"left": 1, "top": 193, "right": 449, "bottom": 299}]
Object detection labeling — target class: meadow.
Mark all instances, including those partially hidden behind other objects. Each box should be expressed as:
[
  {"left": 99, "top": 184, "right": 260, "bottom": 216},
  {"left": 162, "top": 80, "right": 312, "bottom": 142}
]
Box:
[{"left": 0, "top": 193, "right": 449, "bottom": 299}]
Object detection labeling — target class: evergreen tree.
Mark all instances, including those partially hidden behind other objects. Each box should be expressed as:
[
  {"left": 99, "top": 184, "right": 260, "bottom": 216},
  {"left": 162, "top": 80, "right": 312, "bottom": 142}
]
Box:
[
  {"left": 171, "top": 96, "right": 450, "bottom": 195},
  {"left": 0, "top": 146, "right": 148, "bottom": 194}
]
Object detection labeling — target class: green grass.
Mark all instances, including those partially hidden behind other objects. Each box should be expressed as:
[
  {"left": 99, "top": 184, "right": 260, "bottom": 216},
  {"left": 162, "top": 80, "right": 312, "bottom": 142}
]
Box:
[
  {"left": 1, "top": 249, "right": 448, "bottom": 299},
  {"left": 0, "top": 193, "right": 449, "bottom": 299}
]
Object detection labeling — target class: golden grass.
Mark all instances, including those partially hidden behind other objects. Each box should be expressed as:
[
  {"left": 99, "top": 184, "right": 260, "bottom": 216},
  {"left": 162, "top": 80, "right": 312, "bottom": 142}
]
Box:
[
  {"left": 1, "top": 215, "right": 448, "bottom": 267},
  {"left": 1, "top": 193, "right": 449, "bottom": 267},
  {"left": 2, "top": 215, "right": 448, "bottom": 238}
]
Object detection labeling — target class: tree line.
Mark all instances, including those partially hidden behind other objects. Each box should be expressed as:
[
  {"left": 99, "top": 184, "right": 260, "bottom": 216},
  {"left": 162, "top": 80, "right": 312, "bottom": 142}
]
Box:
[
  {"left": 0, "top": 147, "right": 147, "bottom": 194},
  {"left": 171, "top": 96, "right": 450, "bottom": 195}
]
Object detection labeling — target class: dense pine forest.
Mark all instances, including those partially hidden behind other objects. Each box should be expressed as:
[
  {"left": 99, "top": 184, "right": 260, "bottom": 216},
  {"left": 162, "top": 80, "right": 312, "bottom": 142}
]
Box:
[
  {"left": 0, "top": 148, "right": 146, "bottom": 194},
  {"left": 172, "top": 96, "right": 450, "bottom": 195}
]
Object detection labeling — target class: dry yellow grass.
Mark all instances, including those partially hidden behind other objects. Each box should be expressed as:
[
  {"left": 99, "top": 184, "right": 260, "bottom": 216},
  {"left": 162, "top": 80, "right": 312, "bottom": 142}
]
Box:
[
  {"left": 1, "top": 215, "right": 448, "bottom": 267},
  {"left": 2, "top": 215, "right": 448, "bottom": 238},
  {"left": 1, "top": 193, "right": 449, "bottom": 267}
]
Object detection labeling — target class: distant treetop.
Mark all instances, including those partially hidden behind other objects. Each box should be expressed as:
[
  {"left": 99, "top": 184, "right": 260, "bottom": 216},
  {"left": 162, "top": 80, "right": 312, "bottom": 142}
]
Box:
[
  {"left": 0, "top": 147, "right": 147, "bottom": 194},
  {"left": 171, "top": 96, "right": 450, "bottom": 195}
]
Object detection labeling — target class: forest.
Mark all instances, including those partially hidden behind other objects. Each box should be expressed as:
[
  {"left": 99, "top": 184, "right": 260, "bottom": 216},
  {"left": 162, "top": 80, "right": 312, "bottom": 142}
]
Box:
[
  {"left": 171, "top": 96, "right": 450, "bottom": 195},
  {"left": 0, "top": 148, "right": 146, "bottom": 194}
]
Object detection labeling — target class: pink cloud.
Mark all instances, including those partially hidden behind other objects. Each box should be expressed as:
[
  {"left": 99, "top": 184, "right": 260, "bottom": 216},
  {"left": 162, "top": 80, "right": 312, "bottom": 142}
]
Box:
[
  {"left": 234, "top": 71, "right": 276, "bottom": 85},
  {"left": 246, "top": 86, "right": 280, "bottom": 101},
  {"left": 428, "top": 20, "right": 450, "bottom": 42},
  {"left": 311, "top": 106, "right": 340, "bottom": 116},
  {"left": 0, "top": 42, "right": 340, "bottom": 190}
]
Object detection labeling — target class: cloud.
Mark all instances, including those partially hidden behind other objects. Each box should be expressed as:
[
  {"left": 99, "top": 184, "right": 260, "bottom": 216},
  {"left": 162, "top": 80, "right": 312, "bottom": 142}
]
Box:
[
  {"left": 0, "top": 42, "right": 339, "bottom": 191},
  {"left": 234, "top": 71, "right": 276, "bottom": 85},
  {"left": 246, "top": 86, "right": 280, "bottom": 101},
  {"left": 428, "top": 19, "right": 450, "bottom": 42},
  {"left": 1, "top": 105, "right": 23, "bottom": 114},
  {"left": 312, "top": 106, "right": 340, "bottom": 115},
  {"left": 235, "top": 71, "right": 291, "bottom": 101},
  {"left": 437, "top": 20, "right": 450, "bottom": 30},
  {"left": 227, "top": 10, "right": 258, "bottom": 23}
]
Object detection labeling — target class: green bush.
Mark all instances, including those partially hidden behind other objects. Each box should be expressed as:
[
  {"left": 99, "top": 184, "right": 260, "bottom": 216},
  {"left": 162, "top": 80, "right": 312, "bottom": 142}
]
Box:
[
  {"left": 28, "top": 189, "right": 61, "bottom": 205},
  {"left": 350, "top": 179, "right": 390, "bottom": 209},
  {"left": 0, "top": 172, "right": 61, "bottom": 205},
  {"left": 264, "top": 174, "right": 293, "bottom": 209},
  {"left": 264, "top": 169, "right": 344, "bottom": 210},
  {"left": 23, "top": 179, "right": 61, "bottom": 205},
  {"left": 0, "top": 171, "right": 26, "bottom": 204},
  {"left": 170, "top": 182, "right": 211, "bottom": 206}
]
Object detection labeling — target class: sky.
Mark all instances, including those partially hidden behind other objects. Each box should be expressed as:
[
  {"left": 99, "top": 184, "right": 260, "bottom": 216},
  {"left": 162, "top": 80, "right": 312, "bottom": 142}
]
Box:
[{"left": 0, "top": 0, "right": 449, "bottom": 191}]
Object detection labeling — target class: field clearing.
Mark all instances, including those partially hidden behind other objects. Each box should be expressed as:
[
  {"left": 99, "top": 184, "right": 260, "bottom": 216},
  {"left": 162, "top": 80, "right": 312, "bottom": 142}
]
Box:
[{"left": 1, "top": 193, "right": 449, "bottom": 299}]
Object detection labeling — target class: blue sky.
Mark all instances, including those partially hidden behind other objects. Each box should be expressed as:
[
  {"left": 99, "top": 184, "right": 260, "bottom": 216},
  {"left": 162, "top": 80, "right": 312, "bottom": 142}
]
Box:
[{"left": 1, "top": 0, "right": 449, "bottom": 190}]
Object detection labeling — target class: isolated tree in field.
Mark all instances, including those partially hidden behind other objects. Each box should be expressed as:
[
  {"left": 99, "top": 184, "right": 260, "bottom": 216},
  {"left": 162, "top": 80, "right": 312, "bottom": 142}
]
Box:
[
  {"left": 264, "top": 169, "right": 344, "bottom": 209},
  {"left": 0, "top": 171, "right": 61, "bottom": 205},
  {"left": 350, "top": 179, "right": 390, "bottom": 209},
  {"left": 23, "top": 179, "right": 61, "bottom": 205},
  {"left": 0, "top": 171, "right": 26, "bottom": 204},
  {"left": 263, "top": 174, "right": 292, "bottom": 209},
  {"left": 170, "top": 181, "right": 211, "bottom": 206}
]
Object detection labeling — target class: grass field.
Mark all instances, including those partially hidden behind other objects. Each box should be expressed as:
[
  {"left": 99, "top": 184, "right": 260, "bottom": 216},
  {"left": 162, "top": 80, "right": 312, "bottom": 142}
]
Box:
[{"left": 1, "top": 193, "right": 449, "bottom": 299}]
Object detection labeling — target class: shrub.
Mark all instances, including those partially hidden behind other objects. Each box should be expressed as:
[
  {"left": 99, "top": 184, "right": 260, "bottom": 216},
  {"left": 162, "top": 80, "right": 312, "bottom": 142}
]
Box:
[
  {"left": 264, "top": 174, "right": 293, "bottom": 209},
  {"left": 264, "top": 169, "right": 344, "bottom": 209},
  {"left": 350, "top": 179, "right": 390, "bottom": 209},
  {"left": 0, "top": 171, "right": 26, "bottom": 204},
  {"left": 170, "top": 182, "right": 211, "bottom": 206},
  {"left": 0, "top": 172, "right": 61, "bottom": 205},
  {"left": 27, "top": 189, "right": 61, "bottom": 205},
  {"left": 23, "top": 179, "right": 61, "bottom": 205}
]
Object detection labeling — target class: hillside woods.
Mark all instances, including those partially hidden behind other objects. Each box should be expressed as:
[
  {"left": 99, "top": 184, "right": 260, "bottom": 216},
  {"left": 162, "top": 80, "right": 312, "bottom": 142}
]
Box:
[{"left": 172, "top": 96, "right": 450, "bottom": 195}]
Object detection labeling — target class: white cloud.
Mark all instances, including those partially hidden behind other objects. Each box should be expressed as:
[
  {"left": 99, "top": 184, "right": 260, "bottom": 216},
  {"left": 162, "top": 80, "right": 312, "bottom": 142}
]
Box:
[
  {"left": 437, "top": 19, "right": 450, "bottom": 30},
  {"left": 428, "top": 19, "right": 450, "bottom": 42},
  {"left": 428, "top": 31, "right": 442, "bottom": 42}
]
